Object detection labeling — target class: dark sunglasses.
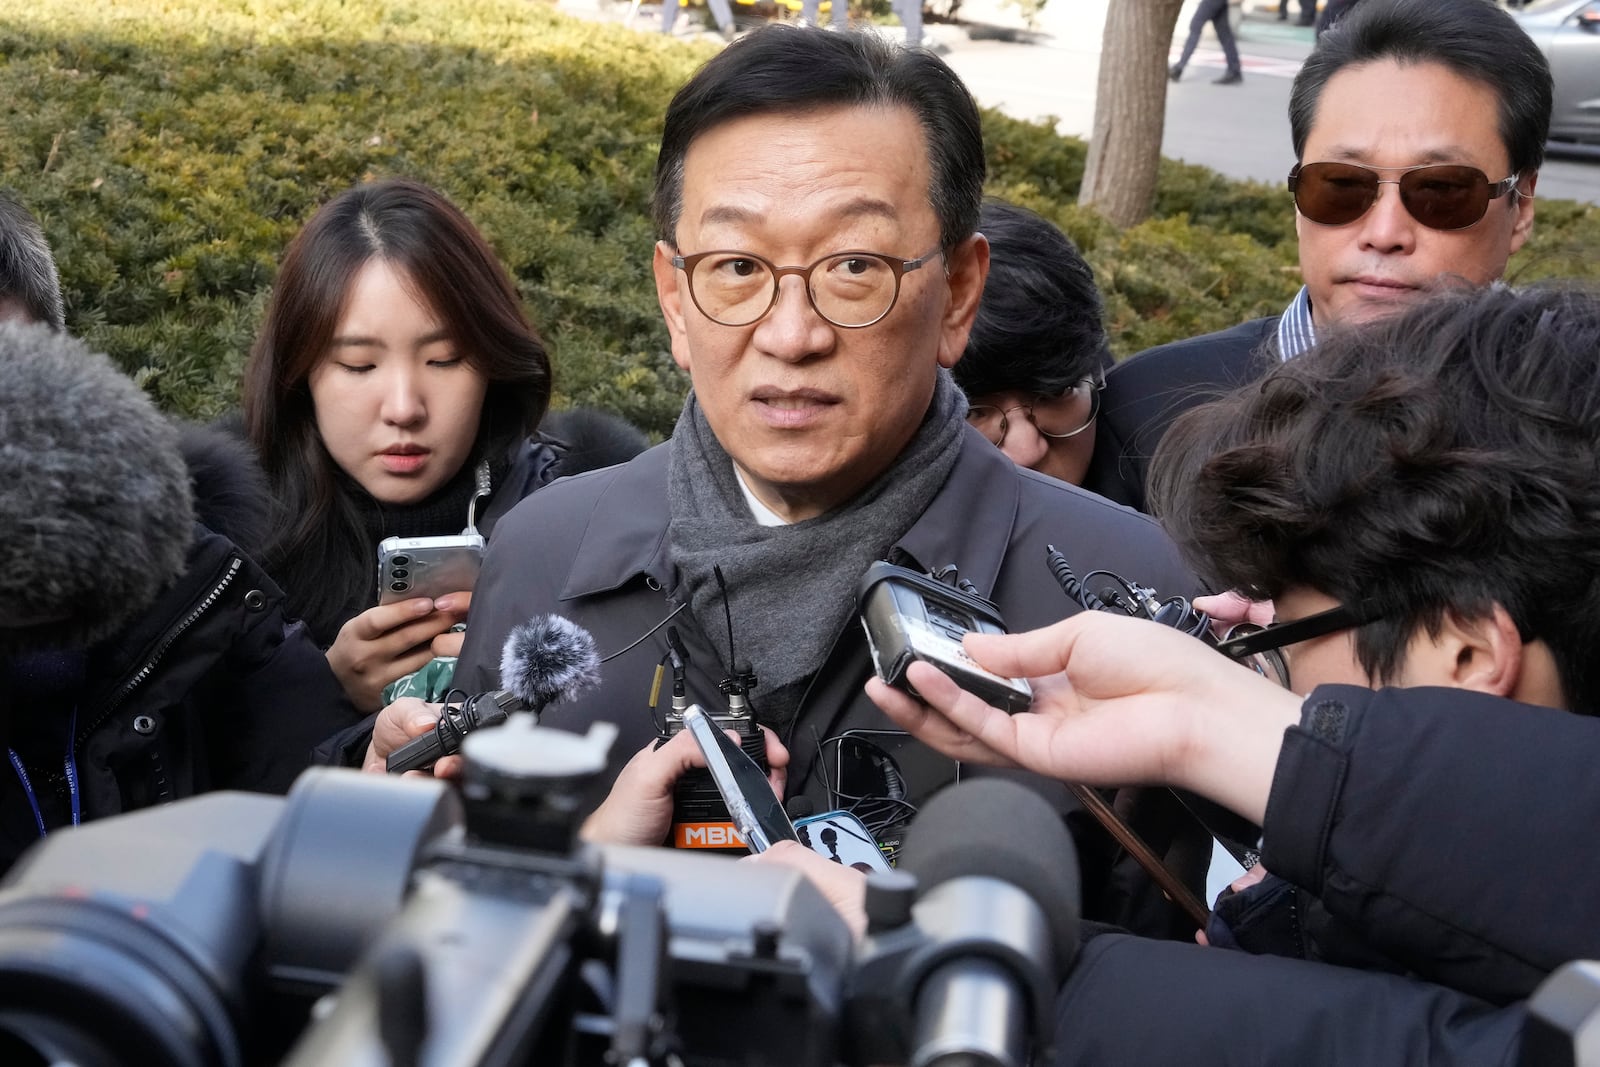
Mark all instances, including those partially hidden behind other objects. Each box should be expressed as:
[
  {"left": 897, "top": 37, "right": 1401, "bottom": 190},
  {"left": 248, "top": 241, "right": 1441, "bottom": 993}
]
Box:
[{"left": 1288, "top": 161, "right": 1520, "bottom": 232}]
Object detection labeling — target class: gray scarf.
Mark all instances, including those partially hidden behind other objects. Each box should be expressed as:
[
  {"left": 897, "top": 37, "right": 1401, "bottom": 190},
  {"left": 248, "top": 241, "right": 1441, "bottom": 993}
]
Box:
[{"left": 666, "top": 369, "right": 968, "bottom": 728}]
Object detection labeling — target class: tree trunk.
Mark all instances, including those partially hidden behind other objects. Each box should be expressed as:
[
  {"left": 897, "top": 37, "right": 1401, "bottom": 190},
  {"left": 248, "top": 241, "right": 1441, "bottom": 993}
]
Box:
[{"left": 1078, "top": 0, "right": 1186, "bottom": 227}]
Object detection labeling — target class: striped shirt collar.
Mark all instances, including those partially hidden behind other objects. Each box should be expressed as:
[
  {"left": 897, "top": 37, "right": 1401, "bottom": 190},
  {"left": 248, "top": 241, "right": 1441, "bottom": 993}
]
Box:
[{"left": 1275, "top": 286, "right": 1317, "bottom": 362}]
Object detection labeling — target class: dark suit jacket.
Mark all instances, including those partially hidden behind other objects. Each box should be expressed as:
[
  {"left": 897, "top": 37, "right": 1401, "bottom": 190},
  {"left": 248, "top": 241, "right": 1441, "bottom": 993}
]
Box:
[{"left": 1082, "top": 317, "right": 1281, "bottom": 512}]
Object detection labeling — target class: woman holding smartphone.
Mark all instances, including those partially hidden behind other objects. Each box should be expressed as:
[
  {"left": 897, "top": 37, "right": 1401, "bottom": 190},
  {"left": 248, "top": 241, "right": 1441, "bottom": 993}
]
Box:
[{"left": 243, "top": 178, "right": 640, "bottom": 712}]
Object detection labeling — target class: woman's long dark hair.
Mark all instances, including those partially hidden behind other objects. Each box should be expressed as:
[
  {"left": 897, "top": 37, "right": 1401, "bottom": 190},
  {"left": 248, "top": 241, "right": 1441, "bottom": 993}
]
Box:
[{"left": 243, "top": 178, "right": 552, "bottom": 644}]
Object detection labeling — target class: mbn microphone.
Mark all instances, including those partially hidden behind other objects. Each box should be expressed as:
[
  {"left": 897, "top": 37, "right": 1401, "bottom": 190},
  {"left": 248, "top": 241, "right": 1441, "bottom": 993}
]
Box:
[{"left": 386, "top": 615, "right": 600, "bottom": 774}]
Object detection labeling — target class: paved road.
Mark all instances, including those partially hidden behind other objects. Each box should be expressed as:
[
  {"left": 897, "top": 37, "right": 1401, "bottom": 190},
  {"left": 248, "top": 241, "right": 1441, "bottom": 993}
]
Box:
[
  {"left": 569, "top": 0, "right": 1597, "bottom": 203},
  {"left": 932, "top": 0, "right": 1599, "bottom": 205}
]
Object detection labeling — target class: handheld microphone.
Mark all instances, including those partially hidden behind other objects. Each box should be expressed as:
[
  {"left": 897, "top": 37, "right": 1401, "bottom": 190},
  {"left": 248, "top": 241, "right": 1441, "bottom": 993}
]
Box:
[
  {"left": 386, "top": 615, "right": 601, "bottom": 774},
  {"left": 877, "top": 778, "right": 1079, "bottom": 1067}
]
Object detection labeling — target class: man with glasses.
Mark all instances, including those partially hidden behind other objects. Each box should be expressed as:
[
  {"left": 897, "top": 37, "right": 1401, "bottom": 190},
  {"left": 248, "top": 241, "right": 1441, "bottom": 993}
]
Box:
[
  {"left": 871, "top": 285, "right": 1600, "bottom": 1064},
  {"left": 1083, "top": 0, "right": 1550, "bottom": 512},
  {"left": 956, "top": 200, "right": 1111, "bottom": 487},
  {"left": 367, "top": 25, "right": 1209, "bottom": 937}
]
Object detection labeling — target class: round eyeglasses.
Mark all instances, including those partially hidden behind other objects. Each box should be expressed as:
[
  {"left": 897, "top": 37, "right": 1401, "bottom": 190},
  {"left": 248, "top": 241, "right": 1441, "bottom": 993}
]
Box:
[
  {"left": 669, "top": 245, "right": 944, "bottom": 329},
  {"left": 966, "top": 376, "right": 1105, "bottom": 447}
]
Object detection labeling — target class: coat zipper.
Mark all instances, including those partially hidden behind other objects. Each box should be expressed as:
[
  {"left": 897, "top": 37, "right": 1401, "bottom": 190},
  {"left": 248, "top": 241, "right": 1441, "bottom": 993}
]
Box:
[{"left": 67, "top": 556, "right": 245, "bottom": 761}]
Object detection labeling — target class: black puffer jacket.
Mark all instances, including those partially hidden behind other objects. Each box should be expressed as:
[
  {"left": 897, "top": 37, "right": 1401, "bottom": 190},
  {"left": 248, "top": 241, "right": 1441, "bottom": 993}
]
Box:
[
  {"left": 1050, "top": 684, "right": 1600, "bottom": 1067},
  {"left": 0, "top": 430, "right": 359, "bottom": 875}
]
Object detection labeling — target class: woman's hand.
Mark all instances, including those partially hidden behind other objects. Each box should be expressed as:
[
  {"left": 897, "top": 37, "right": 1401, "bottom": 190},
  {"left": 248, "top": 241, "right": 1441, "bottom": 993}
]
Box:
[{"left": 326, "top": 593, "right": 472, "bottom": 712}]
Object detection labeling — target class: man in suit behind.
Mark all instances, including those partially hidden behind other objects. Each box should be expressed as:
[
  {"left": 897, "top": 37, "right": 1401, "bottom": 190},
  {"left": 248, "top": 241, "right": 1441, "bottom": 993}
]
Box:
[{"left": 1083, "top": 0, "right": 1548, "bottom": 511}]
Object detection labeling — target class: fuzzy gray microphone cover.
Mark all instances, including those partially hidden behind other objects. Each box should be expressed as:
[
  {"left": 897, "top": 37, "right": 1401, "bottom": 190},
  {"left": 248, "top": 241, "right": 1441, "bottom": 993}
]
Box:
[{"left": 0, "top": 321, "right": 194, "bottom": 654}]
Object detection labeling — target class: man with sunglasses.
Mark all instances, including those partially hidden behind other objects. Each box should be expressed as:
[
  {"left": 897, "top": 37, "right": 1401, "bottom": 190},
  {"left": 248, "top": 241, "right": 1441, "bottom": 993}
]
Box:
[
  {"left": 871, "top": 285, "right": 1600, "bottom": 1064},
  {"left": 1083, "top": 0, "right": 1551, "bottom": 512},
  {"left": 367, "top": 26, "right": 1212, "bottom": 939}
]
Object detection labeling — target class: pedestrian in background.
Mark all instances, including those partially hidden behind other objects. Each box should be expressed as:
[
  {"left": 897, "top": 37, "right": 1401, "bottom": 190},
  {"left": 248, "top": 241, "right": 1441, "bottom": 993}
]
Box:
[{"left": 1170, "top": 0, "right": 1243, "bottom": 85}]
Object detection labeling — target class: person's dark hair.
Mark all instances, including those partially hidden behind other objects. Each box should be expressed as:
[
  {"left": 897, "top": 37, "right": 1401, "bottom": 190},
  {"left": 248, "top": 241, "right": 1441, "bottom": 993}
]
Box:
[
  {"left": 653, "top": 25, "right": 985, "bottom": 253},
  {"left": 1289, "top": 0, "right": 1552, "bottom": 179},
  {"left": 0, "top": 192, "right": 66, "bottom": 331},
  {"left": 243, "top": 178, "right": 552, "bottom": 643},
  {"left": 1150, "top": 285, "right": 1600, "bottom": 713},
  {"left": 954, "top": 201, "right": 1108, "bottom": 400}
]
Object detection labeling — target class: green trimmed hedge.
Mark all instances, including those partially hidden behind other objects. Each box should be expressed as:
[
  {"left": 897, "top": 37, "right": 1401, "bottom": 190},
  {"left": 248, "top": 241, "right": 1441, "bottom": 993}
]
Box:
[{"left": 3, "top": 0, "right": 1597, "bottom": 436}]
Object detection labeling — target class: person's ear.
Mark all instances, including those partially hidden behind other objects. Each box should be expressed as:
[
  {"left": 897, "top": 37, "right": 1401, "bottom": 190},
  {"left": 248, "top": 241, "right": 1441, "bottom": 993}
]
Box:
[
  {"left": 654, "top": 241, "right": 693, "bottom": 373},
  {"left": 1507, "top": 171, "right": 1538, "bottom": 256},
  {"left": 1427, "top": 604, "right": 1524, "bottom": 698},
  {"left": 936, "top": 232, "right": 990, "bottom": 370}
]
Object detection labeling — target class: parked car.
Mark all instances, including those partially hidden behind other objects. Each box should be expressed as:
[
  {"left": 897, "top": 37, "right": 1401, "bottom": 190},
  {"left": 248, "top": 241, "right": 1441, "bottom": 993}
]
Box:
[{"left": 1512, "top": 0, "right": 1600, "bottom": 144}]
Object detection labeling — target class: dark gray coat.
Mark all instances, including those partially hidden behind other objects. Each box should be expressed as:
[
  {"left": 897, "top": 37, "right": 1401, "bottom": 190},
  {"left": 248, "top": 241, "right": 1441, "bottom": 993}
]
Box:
[{"left": 453, "top": 428, "right": 1212, "bottom": 932}]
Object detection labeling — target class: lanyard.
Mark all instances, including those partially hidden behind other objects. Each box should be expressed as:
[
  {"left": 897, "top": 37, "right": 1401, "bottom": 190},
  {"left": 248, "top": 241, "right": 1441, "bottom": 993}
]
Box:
[{"left": 8, "top": 706, "right": 81, "bottom": 838}]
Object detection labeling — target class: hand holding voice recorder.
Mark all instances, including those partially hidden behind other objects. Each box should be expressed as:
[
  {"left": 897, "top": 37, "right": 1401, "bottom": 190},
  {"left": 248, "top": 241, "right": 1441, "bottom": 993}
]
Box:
[{"left": 858, "top": 560, "right": 1032, "bottom": 714}]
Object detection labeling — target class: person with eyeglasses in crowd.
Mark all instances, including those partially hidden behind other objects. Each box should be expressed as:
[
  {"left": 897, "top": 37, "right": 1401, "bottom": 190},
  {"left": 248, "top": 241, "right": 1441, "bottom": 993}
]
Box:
[
  {"left": 867, "top": 284, "right": 1600, "bottom": 1065},
  {"left": 358, "top": 26, "right": 1215, "bottom": 941},
  {"left": 1083, "top": 0, "right": 1548, "bottom": 513},
  {"left": 956, "top": 201, "right": 1110, "bottom": 487}
]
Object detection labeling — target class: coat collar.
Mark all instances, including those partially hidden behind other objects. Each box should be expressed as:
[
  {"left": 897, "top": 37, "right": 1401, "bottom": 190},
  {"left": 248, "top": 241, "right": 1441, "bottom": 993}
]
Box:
[{"left": 559, "top": 426, "right": 1023, "bottom": 601}]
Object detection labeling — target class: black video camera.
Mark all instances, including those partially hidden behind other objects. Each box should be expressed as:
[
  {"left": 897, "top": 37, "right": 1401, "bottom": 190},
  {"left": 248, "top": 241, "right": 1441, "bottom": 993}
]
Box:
[
  {"left": 0, "top": 714, "right": 849, "bottom": 1067},
  {"left": 0, "top": 713, "right": 1073, "bottom": 1067}
]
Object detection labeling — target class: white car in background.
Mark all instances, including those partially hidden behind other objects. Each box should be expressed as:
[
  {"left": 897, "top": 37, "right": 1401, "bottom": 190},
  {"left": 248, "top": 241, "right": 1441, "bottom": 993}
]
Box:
[{"left": 1512, "top": 0, "right": 1600, "bottom": 145}]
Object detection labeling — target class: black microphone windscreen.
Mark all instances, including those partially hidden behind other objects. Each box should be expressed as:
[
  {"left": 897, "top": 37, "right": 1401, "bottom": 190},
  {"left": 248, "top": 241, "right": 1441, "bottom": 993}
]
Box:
[
  {"left": 785, "top": 796, "right": 816, "bottom": 820},
  {"left": 498, "top": 614, "right": 601, "bottom": 709},
  {"left": 0, "top": 322, "right": 195, "bottom": 657},
  {"left": 899, "top": 777, "right": 1080, "bottom": 976}
]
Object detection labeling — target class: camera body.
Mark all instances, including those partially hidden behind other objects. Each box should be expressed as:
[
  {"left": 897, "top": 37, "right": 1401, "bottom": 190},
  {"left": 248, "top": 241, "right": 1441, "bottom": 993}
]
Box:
[
  {"left": 0, "top": 715, "right": 1070, "bottom": 1067},
  {"left": 858, "top": 561, "right": 1032, "bottom": 715},
  {"left": 0, "top": 723, "right": 853, "bottom": 1067}
]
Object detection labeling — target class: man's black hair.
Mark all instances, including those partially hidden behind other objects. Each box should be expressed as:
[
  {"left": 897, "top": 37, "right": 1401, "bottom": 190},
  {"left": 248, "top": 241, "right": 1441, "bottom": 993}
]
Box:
[
  {"left": 954, "top": 200, "right": 1108, "bottom": 400},
  {"left": 1289, "top": 0, "right": 1552, "bottom": 178},
  {"left": 0, "top": 191, "right": 65, "bottom": 331},
  {"left": 653, "top": 26, "right": 986, "bottom": 253},
  {"left": 1150, "top": 284, "right": 1600, "bottom": 714}
]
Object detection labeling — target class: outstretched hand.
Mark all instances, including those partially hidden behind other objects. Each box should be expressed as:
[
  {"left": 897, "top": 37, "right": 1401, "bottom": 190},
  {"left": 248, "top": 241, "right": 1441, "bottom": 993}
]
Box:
[{"left": 866, "top": 612, "right": 1301, "bottom": 825}]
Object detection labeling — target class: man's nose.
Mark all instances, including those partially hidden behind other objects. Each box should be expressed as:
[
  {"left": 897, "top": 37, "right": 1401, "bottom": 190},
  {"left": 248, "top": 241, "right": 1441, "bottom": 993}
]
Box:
[
  {"left": 1356, "top": 181, "right": 1419, "bottom": 257},
  {"left": 752, "top": 274, "right": 834, "bottom": 362}
]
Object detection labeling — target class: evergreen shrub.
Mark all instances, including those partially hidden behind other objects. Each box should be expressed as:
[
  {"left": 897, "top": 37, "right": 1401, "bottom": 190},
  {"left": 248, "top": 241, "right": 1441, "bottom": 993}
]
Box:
[{"left": 3, "top": 0, "right": 1596, "bottom": 436}]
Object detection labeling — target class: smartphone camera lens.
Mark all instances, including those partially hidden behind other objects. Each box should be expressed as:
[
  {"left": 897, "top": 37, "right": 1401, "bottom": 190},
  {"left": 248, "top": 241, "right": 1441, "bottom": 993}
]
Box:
[
  {"left": 390, "top": 580, "right": 410, "bottom": 593},
  {"left": 391, "top": 555, "right": 411, "bottom": 568},
  {"left": 390, "top": 568, "right": 409, "bottom": 580}
]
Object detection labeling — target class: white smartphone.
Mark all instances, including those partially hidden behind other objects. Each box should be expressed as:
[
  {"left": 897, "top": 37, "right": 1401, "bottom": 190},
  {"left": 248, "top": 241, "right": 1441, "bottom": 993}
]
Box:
[{"left": 376, "top": 533, "right": 485, "bottom": 605}]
